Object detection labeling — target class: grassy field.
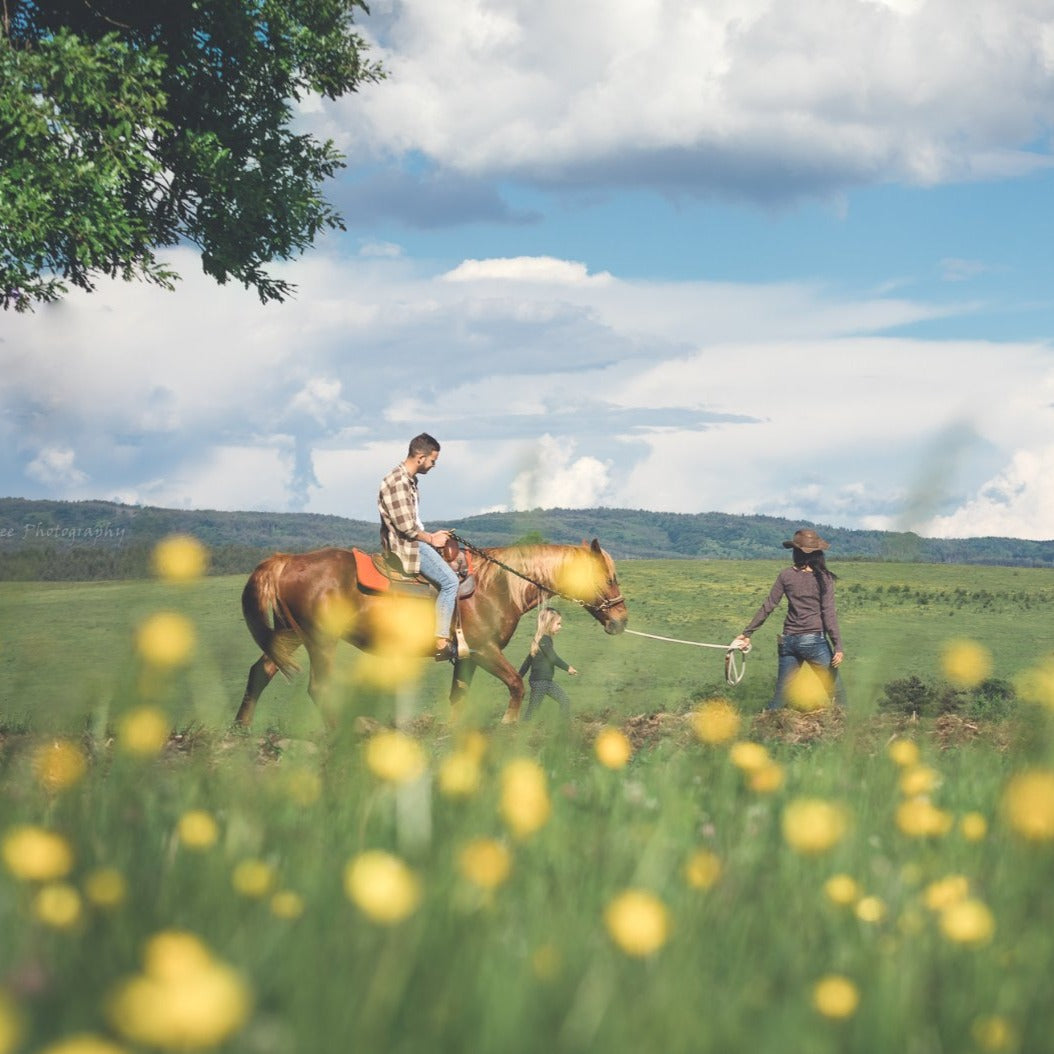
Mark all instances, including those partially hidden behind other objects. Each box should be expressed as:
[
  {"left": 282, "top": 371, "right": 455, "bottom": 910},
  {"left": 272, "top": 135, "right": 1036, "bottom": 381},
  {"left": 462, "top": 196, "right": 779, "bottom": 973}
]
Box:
[{"left": 1, "top": 556, "right": 1054, "bottom": 1053}]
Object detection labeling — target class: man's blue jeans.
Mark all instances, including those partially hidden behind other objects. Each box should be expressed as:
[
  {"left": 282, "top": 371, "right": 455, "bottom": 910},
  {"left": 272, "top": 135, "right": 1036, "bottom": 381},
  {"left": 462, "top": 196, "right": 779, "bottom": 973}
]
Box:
[
  {"left": 768, "top": 632, "right": 847, "bottom": 710},
  {"left": 417, "top": 542, "right": 459, "bottom": 638}
]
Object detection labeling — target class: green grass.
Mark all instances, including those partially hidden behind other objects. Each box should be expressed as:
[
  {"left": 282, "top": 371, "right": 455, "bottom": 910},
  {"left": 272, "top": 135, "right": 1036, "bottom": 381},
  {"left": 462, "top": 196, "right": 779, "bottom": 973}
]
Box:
[{"left": 1, "top": 560, "right": 1054, "bottom": 1052}]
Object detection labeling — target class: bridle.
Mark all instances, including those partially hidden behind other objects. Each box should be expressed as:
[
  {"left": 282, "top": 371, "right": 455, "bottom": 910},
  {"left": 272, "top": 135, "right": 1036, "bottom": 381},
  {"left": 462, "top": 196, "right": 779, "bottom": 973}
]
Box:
[{"left": 451, "top": 533, "right": 625, "bottom": 616}]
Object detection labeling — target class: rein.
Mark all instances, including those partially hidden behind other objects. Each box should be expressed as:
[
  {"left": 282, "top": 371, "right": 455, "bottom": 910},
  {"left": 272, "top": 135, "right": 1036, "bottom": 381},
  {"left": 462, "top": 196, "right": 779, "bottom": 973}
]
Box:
[
  {"left": 450, "top": 533, "right": 625, "bottom": 615},
  {"left": 623, "top": 628, "right": 751, "bottom": 686}
]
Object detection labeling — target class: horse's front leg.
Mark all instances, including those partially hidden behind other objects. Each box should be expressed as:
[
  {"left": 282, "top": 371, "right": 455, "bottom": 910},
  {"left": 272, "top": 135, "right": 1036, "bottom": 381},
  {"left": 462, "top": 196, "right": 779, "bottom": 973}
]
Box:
[
  {"left": 469, "top": 645, "right": 525, "bottom": 724},
  {"left": 450, "top": 657, "right": 477, "bottom": 717}
]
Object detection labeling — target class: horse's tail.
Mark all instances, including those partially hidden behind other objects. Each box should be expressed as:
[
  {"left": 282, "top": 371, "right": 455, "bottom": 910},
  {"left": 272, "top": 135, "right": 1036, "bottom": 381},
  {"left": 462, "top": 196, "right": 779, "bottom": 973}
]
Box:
[{"left": 242, "top": 556, "right": 302, "bottom": 678}]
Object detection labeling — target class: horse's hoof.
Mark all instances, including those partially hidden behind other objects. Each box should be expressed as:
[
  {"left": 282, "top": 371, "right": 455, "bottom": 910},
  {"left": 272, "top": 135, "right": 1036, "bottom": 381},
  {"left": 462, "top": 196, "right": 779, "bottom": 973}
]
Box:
[{"left": 500, "top": 711, "right": 519, "bottom": 725}]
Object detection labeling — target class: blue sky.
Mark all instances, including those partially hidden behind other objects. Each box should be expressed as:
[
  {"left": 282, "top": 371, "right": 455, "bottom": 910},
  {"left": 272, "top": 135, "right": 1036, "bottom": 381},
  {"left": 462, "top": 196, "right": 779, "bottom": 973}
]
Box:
[{"left": 3, "top": 0, "right": 1054, "bottom": 539}]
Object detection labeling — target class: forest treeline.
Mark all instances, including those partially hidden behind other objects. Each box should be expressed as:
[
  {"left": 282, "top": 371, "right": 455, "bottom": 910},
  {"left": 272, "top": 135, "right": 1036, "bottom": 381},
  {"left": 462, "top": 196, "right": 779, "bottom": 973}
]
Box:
[{"left": 1, "top": 497, "right": 1052, "bottom": 581}]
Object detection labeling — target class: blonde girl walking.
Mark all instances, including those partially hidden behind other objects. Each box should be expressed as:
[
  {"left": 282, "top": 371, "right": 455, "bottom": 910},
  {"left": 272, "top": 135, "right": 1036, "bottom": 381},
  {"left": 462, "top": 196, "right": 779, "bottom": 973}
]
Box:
[{"left": 518, "top": 607, "right": 578, "bottom": 720}]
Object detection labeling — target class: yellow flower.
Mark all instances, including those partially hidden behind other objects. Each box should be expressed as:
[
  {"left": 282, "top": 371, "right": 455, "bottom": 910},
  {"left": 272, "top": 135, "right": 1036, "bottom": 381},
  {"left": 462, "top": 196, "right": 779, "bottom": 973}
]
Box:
[
  {"left": 971, "top": 1015, "right": 1018, "bottom": 1052},
  {"left": 530, "top": 943, "right": 562, "bottom": 981},
  {"left": 555, "top": 551, "right": 603, "bottom": 601},
  {"left": 728, "top": 740, "right": 770, "bottom": 772},
  {"left": 854, "top": 895, "right": 886, "bottom": 924},
  {"left": 231, "top": 859, "right": 276, "bottom": 899},
  {"left": 32, "top": 883, "right": 82, "bottom": 929},
  {"left": 83, "top": 868, "right": 127, "bottom": 910},
  {"left": 458, "top": 729, "right": 489, "bottom": 761},
  {"left": 136, "top": 611, "right": 196, "bottom": 668},
  {"left": 2, "top": 825, "right": 74, "bottom": 881},
  {"left": 684, "top": 850, "right": 722, "bottom": 890},
  {"left": 152, "top": 534, "right": 208, "bottom": 583},
  {"left": 270, "top": 891, "right": 305, "bottom": 920},
  {"left": 438, "top": 752, "right": 482, "bottom": 798},
  {"left": 899, "top": 764, "right": 941, "bottom": 797},
  {"left": 887, "top": 738, "right": 920, "bottom": 767},
  {"left": 459, "top": 839, "right": 513, "bottom": 891},
  {"left": 941, "top": 638, "right": 993, "bottom": 688},
  {"left": 604, "top": 890, "right": 670, "bottom": 957},
  {"left": 32, "top": 739, "right": 88, "bottom": 793},
  {"left": 0, "top": 989, "right": 21, "bottom": 1054},
  {"left": 500, "top": 759, "right": 551, "bottom": 840},
  {"left": 106, "top": 930, "right": 251, "bottom": 1049},
  {"left": 595, "top": 727, "right": 633, "bottom": 770},
  {"left": 691, "top": 699, "right": 741, "bottom": 745},
  {"left": 177, "top": 810, "right": 220, "bottom": 850},
  {"left": 782, "top": 798, "right": 850, "bottom": 855},
  {"left": 924, "top": 875, "right": 970, "bottom": 912},
  {"left": 812, "top": 974, "right": 860, "bottom": 1019},
  {"left": 316, "top": 593, "right": 358, "bottom": 638},
  {"left": 284, "top": 767, "right": 323, "bottom": 807},
  {"left": 344, "top": 851, "right": 422, "bottom": 924},
  {"left": 940, "top": 898, "right": 995, "bottom": 945},
  {"left": 1002, "top": 769, "right": 1054, "bottom": 841},
  {"left": 117, "top": 706, "right": 170, "bottom": 757},
  {"left": 37, "top": 1034, "right": 129, "bottom": 1054},
  {"left": 895, "top": 798, "right": 953, "bottom": 838},
  {"left": 1015, "top": 660, "right": 1054, "bottom": 709},
  {"left": 823, "top": 874, "right": 860, "bottom": 907},
  {"left": 786, "top": 666, "right": 834, "bottom": 712},
  {"left": 960, "top": 812, "right": 988, "bottom": 842},
  {"left": 749, "top": 762, "right": 785, "bottom": 794},
  {"left": 365, "top": 730, "right": 427, "bottom": 784}
]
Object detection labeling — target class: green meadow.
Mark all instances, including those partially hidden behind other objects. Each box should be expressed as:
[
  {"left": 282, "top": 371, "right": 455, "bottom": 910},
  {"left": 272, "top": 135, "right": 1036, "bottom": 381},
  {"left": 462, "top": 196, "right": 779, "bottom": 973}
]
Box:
[{"left": 2, "top": 557, "right": 1054, "bottom": 1053}]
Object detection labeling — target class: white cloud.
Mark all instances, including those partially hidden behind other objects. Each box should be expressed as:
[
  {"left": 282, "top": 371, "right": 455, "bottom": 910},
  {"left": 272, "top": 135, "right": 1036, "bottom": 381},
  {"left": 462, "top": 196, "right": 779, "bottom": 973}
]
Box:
[
  {"left": 509, "top": 435, "right": 612, "bottom": 509},
  {"left": 26, "top": 446, "right": 87, "bottom": 487},
  {"left": 289, "top": 378, "right": 354, "bottom": 426},
  {"left": 335, "top": 0, "right": 1054, "bottom": 198},
  {"left": 443, "top": 257, "right": 612, "bottom": 285}
]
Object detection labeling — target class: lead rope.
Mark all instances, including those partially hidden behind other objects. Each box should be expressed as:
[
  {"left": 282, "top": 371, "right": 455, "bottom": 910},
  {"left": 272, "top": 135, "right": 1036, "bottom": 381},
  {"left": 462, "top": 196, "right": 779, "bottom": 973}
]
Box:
[{"left": 623, "top": 628, "right": 751, "bottom": 686}]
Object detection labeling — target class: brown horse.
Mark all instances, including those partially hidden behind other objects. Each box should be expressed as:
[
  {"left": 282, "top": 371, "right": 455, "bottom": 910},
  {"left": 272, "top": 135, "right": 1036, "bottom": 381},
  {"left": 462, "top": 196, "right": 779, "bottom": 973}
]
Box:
[{"left": 234, "top": 539, "right": 628, "bottom": 728}]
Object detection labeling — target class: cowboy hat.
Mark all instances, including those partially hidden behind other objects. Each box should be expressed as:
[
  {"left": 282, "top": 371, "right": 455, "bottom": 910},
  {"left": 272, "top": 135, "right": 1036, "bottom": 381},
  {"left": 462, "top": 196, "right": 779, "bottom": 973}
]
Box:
[{"left": 783, "top": 528, "right": 830, "bottom": 553}]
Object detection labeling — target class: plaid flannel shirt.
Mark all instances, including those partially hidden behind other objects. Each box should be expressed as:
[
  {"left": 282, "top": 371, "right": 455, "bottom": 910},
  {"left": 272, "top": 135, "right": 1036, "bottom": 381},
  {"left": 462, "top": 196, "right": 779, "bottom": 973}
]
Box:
[{"left": 378, "top": 463, "right": 424, "bottom": 573}]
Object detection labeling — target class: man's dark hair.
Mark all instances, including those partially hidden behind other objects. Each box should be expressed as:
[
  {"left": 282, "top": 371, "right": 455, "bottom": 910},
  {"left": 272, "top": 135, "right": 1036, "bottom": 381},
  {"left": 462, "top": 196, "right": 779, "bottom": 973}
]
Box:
[{"left": 408, "top": 433, "right": 441, "bottom": 456}]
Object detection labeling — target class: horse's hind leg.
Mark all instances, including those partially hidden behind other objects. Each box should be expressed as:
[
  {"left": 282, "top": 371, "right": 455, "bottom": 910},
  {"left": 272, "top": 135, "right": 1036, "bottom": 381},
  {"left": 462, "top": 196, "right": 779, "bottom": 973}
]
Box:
[
  {"left": 235, "top": 655, "right": 280, "bottom": 729},
  {"left": 305, "top": 638, "right": 339, "bottom": 729}
]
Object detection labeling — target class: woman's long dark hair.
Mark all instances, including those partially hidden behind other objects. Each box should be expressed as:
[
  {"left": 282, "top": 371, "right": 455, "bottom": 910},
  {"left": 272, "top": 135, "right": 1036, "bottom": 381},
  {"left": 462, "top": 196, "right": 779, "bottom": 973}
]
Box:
[{"left": 792, "top": 546, "right": 838, "bottom": 580}]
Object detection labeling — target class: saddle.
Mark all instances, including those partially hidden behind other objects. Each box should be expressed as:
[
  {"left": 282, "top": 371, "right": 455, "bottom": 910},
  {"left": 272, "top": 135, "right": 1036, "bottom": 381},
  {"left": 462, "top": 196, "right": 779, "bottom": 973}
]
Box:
[{"left": 352, "top": 538, "right": 476, "bottom": 600}]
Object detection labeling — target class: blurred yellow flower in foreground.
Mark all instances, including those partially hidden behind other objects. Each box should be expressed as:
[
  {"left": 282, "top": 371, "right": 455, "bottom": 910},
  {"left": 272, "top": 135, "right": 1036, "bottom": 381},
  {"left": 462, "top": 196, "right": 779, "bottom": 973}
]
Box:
[
  {"left": 316, "top": 593, "right": 357, "bottom": 638},
  {"left": 0, "top": 990, "right": 21, "bottom": 1054},
  {"left": 32, "top": 739, "right": 87, "bottom": 793},
  {"left": 887, "top": 738, "right": 920, "bottom": 767},
  {"left": 941, "top": 638, "right": 993, "bottom": 688},
  {"left": 344, "top": 851, "right": 422, "bottom": 924},
  {"left": 895, "top": 798, "right": 953, "bottom": 838},
  {"left": 854, "top": 895, "right": 886, "bottom": 924},
  {"left": 940, "top": 898, "right": 995, "bottom": 945},
  {"left": 684, "top": 850, "right": 722, "bottom": 890},
  {"left": 107, "top": 930, "right": 251, "bottom": 1049},
  {"left": 152, "top": 534, "right": 208, "bottom": 583},
  {"left": 365, "top": 730, "right": 426, "bottom": 784},
  {"left": 924, "top": 875, "right": 970, "bottom": 912},
  {"left": 284, "top": 767, "right": 322, "bottom": 807},
  {"left": 38, "top": 1033, "right": 129, "bottom": 1054},
  {"left": 555, "top": 551, "right": 603, "bottom": 601},
  {"left": 83, "top": 868, "right": 127, "bottom": 910},
  {"left": 691, "top": 699, "right": 741, "bottom": 745},
  {"left": 136, "top": 612, "right": 196, "bottom": 668},
  {"left": 595, "top": 727, "right": 633, "bottom": 770},
  {"left": 500, "top": 759, "right": 551, "bottom": 840},
  {"left": 531, "top": 943, "right": 562, "bottom": 981},
  {"left": 960, "top": 811, "right": 988, "bottom": 842},
  {"left": 270, "top": 891, "right": 305, "bottom": 920},
  {"left": 177, "top": 810, "right": 220, "bottom": 850},
  {"left": 2, "top": 825, "right": 73, "bottom": 881},
  {"left": 812, "top": 974, "right": 860, "bottom": 1019},
  {"left": 32, "top": 883, "right": 82, "bottom": 929},
  {"left": 786, "top": 666, "right": 834, "bottom": 712},
  {"left": 438, "top": 751, "right": 482, "bottom": 798},
  {"left": 231, "top": 859, "right": 276, "bottom": 899},
  {"left": 823, "top": 874, "right": 860, "bottom": 907},
  {"left": 604, "top": 890, "right": 670, "bottom": 957},
  {"left": 459, "top": 838, "right": 512, "bottom": 891},
  {"left": 782, "top": 798, "right": 850, "bottom": 855},
  {"left": 899, "top": 764, "right": 941, "bottom": 798},
  {"left": 728, "top": 740, "right": 770, "bottom": 772},
  {"left": 117, "top": 707, "right": 170, "bottom": 757},
  {"left": 1015, "top": 660, "right": 1054, "bottom": 709},
  {"left": 972, "top": 1015, "right": 1018, "bottom": 1052},
  {"left": 749, "top": 762, "right": 785, "bottom": 794},
  {"left": 1002, "top": 769, "right": 1054, "bottom": 841}
]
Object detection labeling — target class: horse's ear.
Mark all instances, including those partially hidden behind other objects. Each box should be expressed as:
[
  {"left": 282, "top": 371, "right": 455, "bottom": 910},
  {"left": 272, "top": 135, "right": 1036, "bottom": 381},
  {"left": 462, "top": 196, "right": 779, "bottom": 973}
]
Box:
[{"left": 590, "top": 538, "right": 601, "bottom": 553}]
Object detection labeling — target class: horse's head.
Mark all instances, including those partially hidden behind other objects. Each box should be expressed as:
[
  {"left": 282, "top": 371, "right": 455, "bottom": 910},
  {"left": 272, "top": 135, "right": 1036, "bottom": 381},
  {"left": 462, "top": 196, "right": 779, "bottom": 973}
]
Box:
[{"left": 577, "top": 539, "right": 628, "bottom": 635}]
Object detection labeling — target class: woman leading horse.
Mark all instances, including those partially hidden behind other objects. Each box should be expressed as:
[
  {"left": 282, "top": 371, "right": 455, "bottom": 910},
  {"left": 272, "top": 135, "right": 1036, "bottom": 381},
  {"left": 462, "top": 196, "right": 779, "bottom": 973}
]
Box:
[{"left": 234, "top": 538, "right": 628, "bottom": 728}]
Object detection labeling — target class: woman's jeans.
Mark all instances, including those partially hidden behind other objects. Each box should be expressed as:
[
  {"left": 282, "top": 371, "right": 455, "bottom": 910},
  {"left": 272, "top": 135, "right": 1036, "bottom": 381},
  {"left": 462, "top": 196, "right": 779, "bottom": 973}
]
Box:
[
  {"left": 768, "top": 633, "right": 847, "bottom": 710},
  {"left": 417, "top": 542, "right": 459, "bottom": 638}
]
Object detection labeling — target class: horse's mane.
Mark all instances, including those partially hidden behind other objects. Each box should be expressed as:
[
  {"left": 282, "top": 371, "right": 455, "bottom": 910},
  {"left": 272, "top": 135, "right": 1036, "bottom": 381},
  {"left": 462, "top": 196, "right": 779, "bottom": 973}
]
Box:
[{"left": 473, "top": 543, "right": 607, "bottom": 612}]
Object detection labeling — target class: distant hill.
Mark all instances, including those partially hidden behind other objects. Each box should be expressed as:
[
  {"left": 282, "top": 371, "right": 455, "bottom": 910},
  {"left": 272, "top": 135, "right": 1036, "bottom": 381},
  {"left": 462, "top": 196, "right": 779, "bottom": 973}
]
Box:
[{"left": 1, "top": 497, "right": 1052, "bottom": 580}]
